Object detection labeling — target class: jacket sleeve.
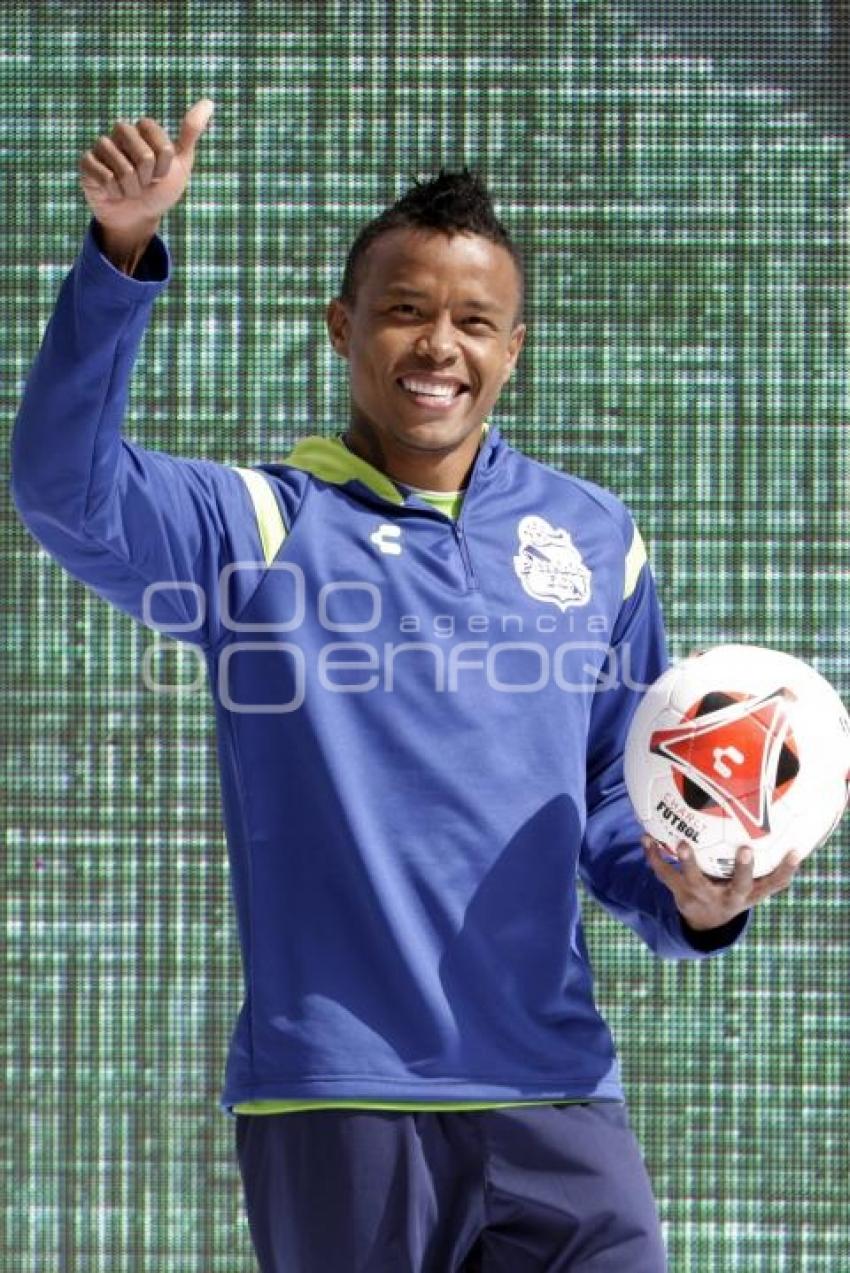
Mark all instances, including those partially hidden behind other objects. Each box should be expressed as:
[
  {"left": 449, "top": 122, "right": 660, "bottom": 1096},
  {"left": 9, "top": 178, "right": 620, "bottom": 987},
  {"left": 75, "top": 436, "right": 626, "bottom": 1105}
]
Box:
[
  {"left": 577, "top": 517, "right": 751, "bottom": 960},
  {"left": 9, "top": 220, "right": 283, "bottom": 650}
]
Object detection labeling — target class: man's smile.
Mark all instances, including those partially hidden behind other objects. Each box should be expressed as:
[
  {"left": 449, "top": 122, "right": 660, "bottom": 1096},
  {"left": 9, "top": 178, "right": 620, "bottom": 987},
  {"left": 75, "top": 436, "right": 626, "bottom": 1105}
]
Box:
[
  {"left": 396, "top": 373, "right": 470, "bottom": 411},
  {"left": 325, "top": 226, "right": 525, "bottom": 487}
]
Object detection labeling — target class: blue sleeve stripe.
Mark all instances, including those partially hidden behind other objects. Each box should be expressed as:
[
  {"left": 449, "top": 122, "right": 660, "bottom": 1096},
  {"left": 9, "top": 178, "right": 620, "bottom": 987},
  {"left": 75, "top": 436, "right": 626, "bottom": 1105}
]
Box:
[
  {"left": 623, "top": 523, "right": 647, "bottom": 600},
  {"left": 232, "top": 466, "right": 286, "bottom": 566}
]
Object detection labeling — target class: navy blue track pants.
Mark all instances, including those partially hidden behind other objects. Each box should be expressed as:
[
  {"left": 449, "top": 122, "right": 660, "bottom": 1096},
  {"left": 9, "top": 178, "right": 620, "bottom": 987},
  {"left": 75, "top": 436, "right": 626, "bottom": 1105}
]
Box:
[{"left": 235, "top": 1100, "right": 667, "bottom": 1272}]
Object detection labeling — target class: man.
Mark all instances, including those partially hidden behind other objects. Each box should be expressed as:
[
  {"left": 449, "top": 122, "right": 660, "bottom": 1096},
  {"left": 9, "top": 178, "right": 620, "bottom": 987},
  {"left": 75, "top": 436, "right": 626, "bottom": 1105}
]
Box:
[{"left": 11, "top": 99, "right": 804, "bottom": 1272}]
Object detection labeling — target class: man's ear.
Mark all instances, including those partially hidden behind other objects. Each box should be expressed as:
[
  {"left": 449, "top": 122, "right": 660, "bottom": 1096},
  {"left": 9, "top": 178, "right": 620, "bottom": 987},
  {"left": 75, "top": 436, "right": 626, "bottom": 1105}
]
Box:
[
  {"left": 326, "top": 298, "right": 350, "bottom": 360},
  {"left": 502, "top": 322, "right": 527, "bottom": 384}
]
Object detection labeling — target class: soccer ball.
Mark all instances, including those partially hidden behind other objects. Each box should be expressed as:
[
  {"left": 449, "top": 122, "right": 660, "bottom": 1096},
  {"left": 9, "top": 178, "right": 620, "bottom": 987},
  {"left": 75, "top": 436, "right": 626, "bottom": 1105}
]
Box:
[{"left": 624, "top": 644, "right": 850, "bottom": 878}]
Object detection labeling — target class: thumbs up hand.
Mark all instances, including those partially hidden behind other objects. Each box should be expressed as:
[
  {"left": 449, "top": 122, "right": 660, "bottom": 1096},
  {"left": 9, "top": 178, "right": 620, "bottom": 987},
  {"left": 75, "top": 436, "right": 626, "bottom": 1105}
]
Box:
[{"left": 78, "top": 99, "right": 214, "bottom": 272}]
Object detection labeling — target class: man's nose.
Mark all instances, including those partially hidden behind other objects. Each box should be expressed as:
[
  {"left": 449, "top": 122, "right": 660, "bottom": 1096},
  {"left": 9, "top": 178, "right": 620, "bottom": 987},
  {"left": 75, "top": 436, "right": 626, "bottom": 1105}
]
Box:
[{"left": 414, "top": 314, "right": 459, "bottom": 360}]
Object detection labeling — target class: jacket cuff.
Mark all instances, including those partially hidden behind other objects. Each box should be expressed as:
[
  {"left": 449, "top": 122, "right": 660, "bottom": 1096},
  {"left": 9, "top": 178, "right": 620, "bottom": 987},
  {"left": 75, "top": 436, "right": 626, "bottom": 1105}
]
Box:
[
  {"left": 677, "top": 908, "right": 751, "bottom": 953},
  {"left": 80, "top": 217, "right": 171, "bottom": 298}
]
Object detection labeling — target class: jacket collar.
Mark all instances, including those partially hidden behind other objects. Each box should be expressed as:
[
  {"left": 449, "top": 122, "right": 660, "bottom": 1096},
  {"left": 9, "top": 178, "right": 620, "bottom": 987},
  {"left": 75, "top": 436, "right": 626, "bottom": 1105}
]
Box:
[{"left": 282, "top": 422, "right": 502, "bottom": 507}]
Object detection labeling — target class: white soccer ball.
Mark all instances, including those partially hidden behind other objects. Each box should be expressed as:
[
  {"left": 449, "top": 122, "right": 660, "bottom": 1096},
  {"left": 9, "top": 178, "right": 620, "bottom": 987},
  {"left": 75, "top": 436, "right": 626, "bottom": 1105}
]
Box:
[{"left": 624, "top": 644, "right": 850, "bottom": 878}]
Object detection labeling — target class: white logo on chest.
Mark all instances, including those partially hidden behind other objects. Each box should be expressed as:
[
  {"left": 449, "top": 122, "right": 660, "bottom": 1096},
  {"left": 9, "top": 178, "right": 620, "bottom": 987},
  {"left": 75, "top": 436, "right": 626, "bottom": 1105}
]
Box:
[
  {"left": 513, "top": 515, "right": 591, "bottom": 611},
  {"left": 370, "top": 523, "right": 403, "bottom": 556}
]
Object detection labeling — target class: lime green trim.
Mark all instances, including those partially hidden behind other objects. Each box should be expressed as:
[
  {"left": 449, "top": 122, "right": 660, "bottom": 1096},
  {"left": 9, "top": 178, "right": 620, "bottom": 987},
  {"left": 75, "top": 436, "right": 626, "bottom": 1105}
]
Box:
[
  {"left": 413, "top": 490, "right": 466, "bottom": 521},
  {"left": 283, "top": 437, "right": 405, "bottom": 505},
  {"left": 233, "top": 1096, "right": 588, "bottom": 1115},
  {"left": 282, "top": 423, "right": 491, "bottom": 506},
  {"left": 623, "top": 523, "right": 647, "bottom": 600},
  {"left": 232, "top": 466, "right": 287, "bottom": 566}
]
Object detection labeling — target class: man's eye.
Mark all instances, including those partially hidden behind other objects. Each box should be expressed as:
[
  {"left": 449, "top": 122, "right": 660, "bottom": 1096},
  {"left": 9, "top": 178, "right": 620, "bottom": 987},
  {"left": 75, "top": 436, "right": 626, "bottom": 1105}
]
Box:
[{"left": 389, "top": 306, "right": 491, "bottom": 329}]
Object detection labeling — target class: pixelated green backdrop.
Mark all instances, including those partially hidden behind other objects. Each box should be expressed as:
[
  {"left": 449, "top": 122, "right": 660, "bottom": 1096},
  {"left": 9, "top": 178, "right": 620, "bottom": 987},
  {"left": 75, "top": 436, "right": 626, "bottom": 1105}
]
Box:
[{"left": 2, "top": 2, "right": 848, "bottom": 1269}]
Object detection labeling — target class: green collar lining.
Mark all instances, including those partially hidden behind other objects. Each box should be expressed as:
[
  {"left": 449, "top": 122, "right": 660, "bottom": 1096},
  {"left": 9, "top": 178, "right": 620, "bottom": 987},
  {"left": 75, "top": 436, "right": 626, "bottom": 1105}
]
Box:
[
  {"left": 282, "top": 423, "right": 490, "bottom": 505},
  {"left": 283, "top": 436, "right": 404, "bottom": 504}
]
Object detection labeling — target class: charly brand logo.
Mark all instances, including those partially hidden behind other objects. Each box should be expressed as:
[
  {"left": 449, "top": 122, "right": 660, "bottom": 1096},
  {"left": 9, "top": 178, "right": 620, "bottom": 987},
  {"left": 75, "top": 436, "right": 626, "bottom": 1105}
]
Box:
[
  {"left": 369, "top": 523, "right": 403, "bottom": 556},
  {"left": 513, "top": 515, "right": 591, "bottom": 612}
]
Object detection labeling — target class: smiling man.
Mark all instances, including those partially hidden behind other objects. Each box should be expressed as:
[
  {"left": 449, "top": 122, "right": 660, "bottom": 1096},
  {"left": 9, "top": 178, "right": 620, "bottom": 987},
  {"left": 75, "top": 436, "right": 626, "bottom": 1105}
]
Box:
[
  {"left": 11, "top": 101, "right": 807, "bottom": 1273},
  {"left": 327, "top": 221, "right": 526, "bottom": 492}
]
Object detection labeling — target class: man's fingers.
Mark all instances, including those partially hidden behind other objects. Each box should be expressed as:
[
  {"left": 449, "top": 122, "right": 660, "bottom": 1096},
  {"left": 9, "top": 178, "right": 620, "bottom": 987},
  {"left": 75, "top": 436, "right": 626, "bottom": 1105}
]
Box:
[
  {"left": 79, "top": 102, "right": 211, "bottom": 232},
  {"left": 90, "top": 119, "right": 173, "bottom": 199},
  {"left": 642, "top": 836, "right": 681, "bottom": 889},
  {"left": 643, "top": 833, "right": 802, "bottom": 932},
  {"left": 79, "top": 149, "right": 121, "bottom": 197},
  {"left": 91, "top": 134, "right": 143, "bottom": 199},
  {"left": 728, "top": 843, "right": 755, "bottom": 903},
  {"left": 642, "top": 834, "right": 676, "bottom": 862},
  {"left": 135, "top": 117, "right": 175, "bottom": 181},
  {"left": 80, "top": 102, "right": 209, "bottom": 208},
  {"left": 750, "top": 849, "right": 801, "bottom": 904},
  {"left": 671, "top": 841, "right": 706, "bottom": 885},
  {"left": 111, "top": 120, "right": 156, "bottom": 187}
]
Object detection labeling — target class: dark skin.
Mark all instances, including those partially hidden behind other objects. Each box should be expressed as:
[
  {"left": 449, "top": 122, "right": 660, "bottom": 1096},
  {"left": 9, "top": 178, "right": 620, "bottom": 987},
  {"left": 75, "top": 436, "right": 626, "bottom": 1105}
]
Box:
[
  {"left": 77, "top": 97, "right": 824, "bottom": 928},
  {"left": 326, "top": 227, "right": 526, "bottom": 492},
  {"left": 326, "top": 226, "right": 808, "bottom": 930},
  {"left": 642, "top": 837, "right": 801, "bottom": 930}
]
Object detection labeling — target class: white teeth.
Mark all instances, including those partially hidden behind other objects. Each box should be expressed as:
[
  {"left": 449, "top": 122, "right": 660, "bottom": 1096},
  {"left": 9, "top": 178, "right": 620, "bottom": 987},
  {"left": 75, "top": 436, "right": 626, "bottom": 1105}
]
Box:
[{"left": 401, "top": 377, "right": 460, "bottom": 398}]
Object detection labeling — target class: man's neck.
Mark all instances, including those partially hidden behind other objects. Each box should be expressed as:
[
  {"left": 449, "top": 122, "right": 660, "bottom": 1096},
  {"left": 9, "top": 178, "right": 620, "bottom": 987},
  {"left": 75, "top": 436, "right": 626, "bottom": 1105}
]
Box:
[{"left": 341, "top": 425, "right": 482, "bottom": 492}]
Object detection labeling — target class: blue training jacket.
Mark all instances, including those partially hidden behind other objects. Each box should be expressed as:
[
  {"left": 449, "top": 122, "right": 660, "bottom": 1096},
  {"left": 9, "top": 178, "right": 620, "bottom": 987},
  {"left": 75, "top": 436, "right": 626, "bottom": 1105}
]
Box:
[{"left": 10, "top": 222, "right": 749, "bottom": 1117}]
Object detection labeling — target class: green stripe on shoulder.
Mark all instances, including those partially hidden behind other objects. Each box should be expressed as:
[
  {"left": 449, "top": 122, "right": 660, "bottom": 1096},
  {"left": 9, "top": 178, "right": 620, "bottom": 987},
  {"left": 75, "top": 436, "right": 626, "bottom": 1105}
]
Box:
[
  {"left": 232, "top": 466, "right": 287, "bottom": 566},
  {"left": 623, "top": 523, "right": 647, "bottom": 600}
]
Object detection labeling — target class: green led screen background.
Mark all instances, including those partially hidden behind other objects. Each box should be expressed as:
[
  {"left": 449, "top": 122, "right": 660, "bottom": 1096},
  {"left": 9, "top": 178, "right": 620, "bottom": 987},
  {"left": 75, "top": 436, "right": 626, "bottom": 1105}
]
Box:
[{"left": 2, "top": 2, "right": 848, "bottom": 1269}]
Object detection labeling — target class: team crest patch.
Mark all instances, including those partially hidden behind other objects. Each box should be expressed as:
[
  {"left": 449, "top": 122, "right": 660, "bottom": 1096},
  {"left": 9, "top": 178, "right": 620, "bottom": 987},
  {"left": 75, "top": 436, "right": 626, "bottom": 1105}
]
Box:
[{"left": 513, "top": 515, "right": 591, "bottom": 612}]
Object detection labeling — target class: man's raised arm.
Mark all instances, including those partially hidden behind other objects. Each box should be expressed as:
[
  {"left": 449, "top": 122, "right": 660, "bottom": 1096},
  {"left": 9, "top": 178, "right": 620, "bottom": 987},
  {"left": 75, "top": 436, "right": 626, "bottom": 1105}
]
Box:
[{"left": 10, "top": 101, "right": 280, "bottom": 649}]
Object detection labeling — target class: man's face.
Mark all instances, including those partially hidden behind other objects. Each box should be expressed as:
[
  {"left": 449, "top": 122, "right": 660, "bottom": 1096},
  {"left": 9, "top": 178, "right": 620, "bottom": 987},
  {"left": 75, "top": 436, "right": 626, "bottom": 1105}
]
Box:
[{"left": 326, "top": 228, "right": 526, "bottom": 460}]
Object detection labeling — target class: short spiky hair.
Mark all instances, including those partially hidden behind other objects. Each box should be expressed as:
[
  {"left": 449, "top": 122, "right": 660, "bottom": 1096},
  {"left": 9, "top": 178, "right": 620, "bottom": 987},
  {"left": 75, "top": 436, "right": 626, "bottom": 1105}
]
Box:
[{"left": 339, "top": 166, "right": 525, "bottom": 325}]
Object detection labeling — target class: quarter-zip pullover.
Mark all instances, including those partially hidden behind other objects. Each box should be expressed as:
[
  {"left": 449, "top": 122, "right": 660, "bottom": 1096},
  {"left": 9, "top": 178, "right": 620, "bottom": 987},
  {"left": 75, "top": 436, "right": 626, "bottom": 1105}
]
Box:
[{"left": 10, "top": 222, "right": 749, "bottom": 1118}]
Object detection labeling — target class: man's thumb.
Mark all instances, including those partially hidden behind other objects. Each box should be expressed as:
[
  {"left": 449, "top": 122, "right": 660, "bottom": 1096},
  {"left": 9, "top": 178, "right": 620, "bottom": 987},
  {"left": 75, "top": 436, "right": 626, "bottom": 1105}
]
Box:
[{"left": 176, "top": 98, "right": 214, "bottom": 163}]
